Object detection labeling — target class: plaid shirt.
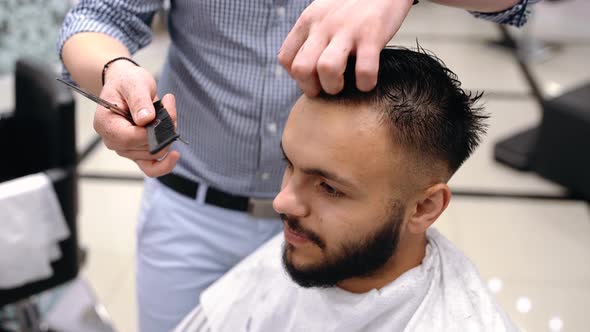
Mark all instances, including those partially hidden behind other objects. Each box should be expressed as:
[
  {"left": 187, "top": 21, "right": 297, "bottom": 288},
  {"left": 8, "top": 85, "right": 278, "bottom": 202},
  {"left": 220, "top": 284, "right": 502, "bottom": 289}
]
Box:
[
  {"left": 58, "top": 0, "right": 539, "bottom": 197},
  {"left": 471, "top": 0, "right": 542, "bottom": 27}
]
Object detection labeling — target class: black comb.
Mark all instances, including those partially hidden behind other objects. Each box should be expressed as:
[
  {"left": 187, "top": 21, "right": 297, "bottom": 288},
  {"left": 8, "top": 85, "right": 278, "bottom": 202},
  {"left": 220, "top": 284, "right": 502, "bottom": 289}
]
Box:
[
  {"left": 148, "top": 100, "right": 181, "bottom": 154},
  {"left": 56, "top": 78, "right": 187, "bottom": 155}
]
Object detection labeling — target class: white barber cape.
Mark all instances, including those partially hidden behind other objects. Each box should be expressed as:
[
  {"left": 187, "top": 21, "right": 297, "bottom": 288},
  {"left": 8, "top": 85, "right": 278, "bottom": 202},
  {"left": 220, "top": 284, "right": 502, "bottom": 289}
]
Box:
[{"left": 175, "top": 228, "right": 517, "bottom": 332}]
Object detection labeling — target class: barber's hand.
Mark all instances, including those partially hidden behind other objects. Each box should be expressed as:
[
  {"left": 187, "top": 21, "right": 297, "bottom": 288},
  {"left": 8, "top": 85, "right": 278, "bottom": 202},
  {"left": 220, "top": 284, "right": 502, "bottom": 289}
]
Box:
[
  {"left": 94, "top": 60, "right": 180, "bottom": 177},
  {"left": 278, "top": 0, "right": 414, "bottom": 96}
]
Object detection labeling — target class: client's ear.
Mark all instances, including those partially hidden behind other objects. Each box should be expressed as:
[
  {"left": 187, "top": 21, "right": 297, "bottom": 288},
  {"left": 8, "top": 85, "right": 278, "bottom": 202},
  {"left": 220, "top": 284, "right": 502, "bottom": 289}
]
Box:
[{"left": 406, "top": 183, "right": 451, "bottom": 234}]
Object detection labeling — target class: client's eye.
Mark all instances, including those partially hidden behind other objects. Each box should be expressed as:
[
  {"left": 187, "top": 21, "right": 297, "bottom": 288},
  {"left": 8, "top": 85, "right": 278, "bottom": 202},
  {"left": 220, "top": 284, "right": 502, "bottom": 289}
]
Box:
[{"left": 320, "top": 182, "right": 343, "bottom": 198}]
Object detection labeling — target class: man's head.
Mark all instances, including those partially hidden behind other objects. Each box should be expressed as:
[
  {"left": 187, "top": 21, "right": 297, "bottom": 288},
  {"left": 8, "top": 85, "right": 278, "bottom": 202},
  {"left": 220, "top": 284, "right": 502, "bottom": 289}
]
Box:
[{"left": 273, "top": 46, "right": 487, "bottom": 291}]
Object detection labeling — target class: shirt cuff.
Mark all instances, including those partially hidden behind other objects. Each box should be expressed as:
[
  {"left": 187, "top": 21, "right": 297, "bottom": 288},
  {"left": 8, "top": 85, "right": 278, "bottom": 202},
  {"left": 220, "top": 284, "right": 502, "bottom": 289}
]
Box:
[{"left": 470, "top": 0, "right": 542, "bottom": 27}]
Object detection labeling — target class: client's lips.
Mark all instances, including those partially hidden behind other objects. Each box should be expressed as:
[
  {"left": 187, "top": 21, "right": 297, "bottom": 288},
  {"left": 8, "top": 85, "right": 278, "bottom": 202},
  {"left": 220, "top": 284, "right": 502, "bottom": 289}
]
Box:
[{"left": 284, "top": 223, "right": 310, "bottom": 245}]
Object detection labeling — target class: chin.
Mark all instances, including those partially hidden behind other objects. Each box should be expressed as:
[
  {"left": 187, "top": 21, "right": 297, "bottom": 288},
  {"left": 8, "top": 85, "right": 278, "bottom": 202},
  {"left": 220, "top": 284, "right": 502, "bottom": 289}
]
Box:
[{"left": 283, "top": 242, "right": 320, "bottom": 270}]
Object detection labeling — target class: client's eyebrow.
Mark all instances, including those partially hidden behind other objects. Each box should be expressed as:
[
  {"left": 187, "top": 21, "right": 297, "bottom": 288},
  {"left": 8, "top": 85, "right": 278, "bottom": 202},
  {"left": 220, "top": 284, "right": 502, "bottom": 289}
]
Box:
[{"left": 280, "top": 142, "right": 357, "bottom": 189}]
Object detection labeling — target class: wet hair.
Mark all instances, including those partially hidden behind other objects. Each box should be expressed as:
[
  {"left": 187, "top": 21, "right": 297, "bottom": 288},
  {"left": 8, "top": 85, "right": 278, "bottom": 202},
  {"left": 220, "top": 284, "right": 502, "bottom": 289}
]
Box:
[{"left": 317, "top": 45, "right": 488, "bottom": 176}]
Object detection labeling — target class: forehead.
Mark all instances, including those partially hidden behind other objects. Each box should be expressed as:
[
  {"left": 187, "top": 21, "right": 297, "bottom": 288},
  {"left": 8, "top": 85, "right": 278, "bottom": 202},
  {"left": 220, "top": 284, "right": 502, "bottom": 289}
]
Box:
[
  {"left": 283, "top": 97, "right": 407, "bottom": 191},
  {"left": 285, "top": 97, "right": 381, "bottom": 144}
]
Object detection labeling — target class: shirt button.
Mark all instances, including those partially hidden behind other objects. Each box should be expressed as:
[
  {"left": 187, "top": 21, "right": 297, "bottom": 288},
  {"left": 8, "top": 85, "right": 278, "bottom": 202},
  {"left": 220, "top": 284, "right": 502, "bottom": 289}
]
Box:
[
  {"left": 274, "top": 65, "right": 283, "bottom": 77},
  {"left": 277, "top": 6, "right": 286, "bottom": 18},
  {"left": 261, "top": 173, "right": 271, "bottom": 181},
  {"left": 266, "top": 122, "right": 277, "bottom": 134}
]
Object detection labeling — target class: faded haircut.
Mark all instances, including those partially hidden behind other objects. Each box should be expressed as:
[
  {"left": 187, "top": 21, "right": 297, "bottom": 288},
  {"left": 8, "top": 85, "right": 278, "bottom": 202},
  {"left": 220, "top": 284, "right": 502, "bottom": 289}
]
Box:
[{"left": 317, "top": 46, "right": 488, "bottom": 176}]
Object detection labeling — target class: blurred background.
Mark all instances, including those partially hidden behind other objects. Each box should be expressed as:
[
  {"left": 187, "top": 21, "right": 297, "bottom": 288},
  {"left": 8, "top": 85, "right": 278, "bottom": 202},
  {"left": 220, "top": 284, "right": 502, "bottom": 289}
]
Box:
[{"left": 1, "top": 0, "right": 589, "bottom": 331}]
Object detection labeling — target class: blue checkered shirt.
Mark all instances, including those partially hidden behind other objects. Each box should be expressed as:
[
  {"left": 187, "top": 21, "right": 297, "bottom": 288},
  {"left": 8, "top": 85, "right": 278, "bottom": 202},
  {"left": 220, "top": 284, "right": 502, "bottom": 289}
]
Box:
[{"left": 58, "top": 0, "right": 539, "bottom": 197}]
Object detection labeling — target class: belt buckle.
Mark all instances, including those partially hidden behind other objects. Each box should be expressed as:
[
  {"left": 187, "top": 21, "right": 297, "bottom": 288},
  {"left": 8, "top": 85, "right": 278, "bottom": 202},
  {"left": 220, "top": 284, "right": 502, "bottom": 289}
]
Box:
[{"left": 247, "top": 198, "right": 278, "bottom": 219}]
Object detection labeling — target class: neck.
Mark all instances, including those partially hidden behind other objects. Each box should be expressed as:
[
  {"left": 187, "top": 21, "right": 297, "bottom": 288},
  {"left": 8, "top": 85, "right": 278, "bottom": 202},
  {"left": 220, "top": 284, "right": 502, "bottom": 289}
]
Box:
[{"left": 336, "top": 234, "right": 427, "bottom": 294}]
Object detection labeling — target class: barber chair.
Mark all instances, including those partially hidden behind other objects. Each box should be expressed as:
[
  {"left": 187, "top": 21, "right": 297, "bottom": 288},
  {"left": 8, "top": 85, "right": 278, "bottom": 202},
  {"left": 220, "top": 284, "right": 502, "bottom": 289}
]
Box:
[
  {"left": 0, "top": 58, "right": 79, "bottom": 329},
  {"left": 495, "top": 82, "right": 590, "bottom": 200},
  {"left": 491, "top": 1, "right": 589, "bottom": 200}
]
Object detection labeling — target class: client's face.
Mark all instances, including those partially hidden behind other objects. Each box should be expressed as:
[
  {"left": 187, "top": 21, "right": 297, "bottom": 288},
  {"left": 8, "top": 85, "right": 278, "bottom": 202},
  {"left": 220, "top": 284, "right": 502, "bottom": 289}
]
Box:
[{"left": 273, "top": 96, "right": 411, "bottom": 288}]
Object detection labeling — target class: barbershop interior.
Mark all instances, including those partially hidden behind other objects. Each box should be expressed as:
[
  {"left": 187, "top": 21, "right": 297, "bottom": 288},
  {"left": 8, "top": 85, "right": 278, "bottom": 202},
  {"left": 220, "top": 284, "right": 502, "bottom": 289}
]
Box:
[{"left": 1, "top": 1, "right": 589, "bottom": 332}]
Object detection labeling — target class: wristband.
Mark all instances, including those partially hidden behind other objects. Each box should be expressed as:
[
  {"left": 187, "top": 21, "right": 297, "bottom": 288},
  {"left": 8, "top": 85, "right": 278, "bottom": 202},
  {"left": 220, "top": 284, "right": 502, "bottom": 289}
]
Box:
[{"left": 101, "top": 56, "right": 139, "bottom": 86}]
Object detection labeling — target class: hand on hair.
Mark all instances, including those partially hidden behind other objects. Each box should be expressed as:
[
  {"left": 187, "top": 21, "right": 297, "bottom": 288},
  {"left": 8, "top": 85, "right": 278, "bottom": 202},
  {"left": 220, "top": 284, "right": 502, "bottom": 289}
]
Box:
[{"left": 278, "top": 0, "right": 415, "bottom": 96}]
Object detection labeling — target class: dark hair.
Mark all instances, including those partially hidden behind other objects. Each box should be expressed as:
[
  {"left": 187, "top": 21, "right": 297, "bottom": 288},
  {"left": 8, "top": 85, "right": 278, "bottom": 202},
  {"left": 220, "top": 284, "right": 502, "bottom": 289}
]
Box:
[{"left": 317, "top": 46, "right": 488, "bottom": 175}]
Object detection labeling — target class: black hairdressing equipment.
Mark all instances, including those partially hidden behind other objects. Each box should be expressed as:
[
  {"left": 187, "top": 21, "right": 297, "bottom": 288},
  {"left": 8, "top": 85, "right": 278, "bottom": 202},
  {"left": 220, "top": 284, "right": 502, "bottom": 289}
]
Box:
[
  {"left": 495, "top": 82, "right": 590, "bottom": 200},
  {"left": 0, "top": 59, "right": 80, "bottom": 331}
]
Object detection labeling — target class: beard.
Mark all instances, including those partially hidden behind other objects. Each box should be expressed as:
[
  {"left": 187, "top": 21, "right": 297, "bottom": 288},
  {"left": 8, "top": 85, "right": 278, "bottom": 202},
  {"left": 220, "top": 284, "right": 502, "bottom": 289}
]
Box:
[{"left": 281, "top": 202, "right": 404, "bottom": 288}]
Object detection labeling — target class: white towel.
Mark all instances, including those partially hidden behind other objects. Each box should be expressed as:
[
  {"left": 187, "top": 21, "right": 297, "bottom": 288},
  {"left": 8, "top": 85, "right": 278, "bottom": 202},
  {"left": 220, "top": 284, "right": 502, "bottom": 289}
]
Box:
[{"left": 0, "top": 172, "right": 70, "bottom": 288}]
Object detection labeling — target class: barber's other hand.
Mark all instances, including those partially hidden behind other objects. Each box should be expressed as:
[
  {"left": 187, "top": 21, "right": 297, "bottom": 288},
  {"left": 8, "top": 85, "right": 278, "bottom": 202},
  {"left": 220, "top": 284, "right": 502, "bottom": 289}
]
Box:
[
  {"left": 278, "top": 0, "right": 414, "bottom": 96},
  {"left": 93, "top": 61, "right": 180, "bottom": 177}
]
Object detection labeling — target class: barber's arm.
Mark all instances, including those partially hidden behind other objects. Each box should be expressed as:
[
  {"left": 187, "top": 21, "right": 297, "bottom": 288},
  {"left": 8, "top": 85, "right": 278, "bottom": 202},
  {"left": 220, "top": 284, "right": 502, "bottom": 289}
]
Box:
[
  {"left": 62, "top": 33, "right": 132, "bottom": 96},
  {"left": 59, "top": 0, "right": 179, "bottom": 177},
  {"left": 279, "top": 0, "right": 537, "bottom": 97}
]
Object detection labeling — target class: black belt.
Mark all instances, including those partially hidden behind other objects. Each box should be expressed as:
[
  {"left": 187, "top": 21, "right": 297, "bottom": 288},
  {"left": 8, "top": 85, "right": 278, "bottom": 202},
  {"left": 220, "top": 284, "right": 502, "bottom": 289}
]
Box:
[{"left": 157, "top": 173, "right": 278, "bottom": 218}]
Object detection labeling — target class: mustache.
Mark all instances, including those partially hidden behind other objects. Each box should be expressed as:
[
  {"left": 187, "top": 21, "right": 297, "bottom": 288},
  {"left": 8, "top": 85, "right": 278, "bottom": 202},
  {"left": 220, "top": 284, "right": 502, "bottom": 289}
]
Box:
[{"left": 280, "top": 213, "right": 326, "bottom": 249}]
